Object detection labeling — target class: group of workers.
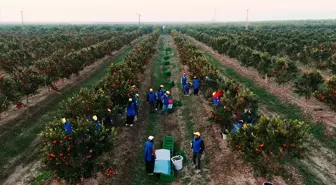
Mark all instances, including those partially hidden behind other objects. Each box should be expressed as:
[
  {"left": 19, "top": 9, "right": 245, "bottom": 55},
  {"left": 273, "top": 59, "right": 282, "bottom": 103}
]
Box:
[
  {"left": 126, "top": 85, "right": 171, "bottom": 126},
  {"left": 60, "top": 72, "right": 206, "bottom": 176},
  {"left": 231, "top": 109, "right": 255, "bottom": 135},
  {"left": 143, "top": 73, "right": 205, "bottom": 175},
  {"left": 211, "top": 87, "right": 255, "bottom": 135},
  {"left": 181, "top": 73, "right": 200, "bottom": 96},
  {"left": 144, "top": 131, "right": 205, "bottom": 175},
  {"left": 61, "top": 114, "right": 106, "bottom": 135},
  {"left": 127, "top": 73, "right": 201, "bottom": 126}
]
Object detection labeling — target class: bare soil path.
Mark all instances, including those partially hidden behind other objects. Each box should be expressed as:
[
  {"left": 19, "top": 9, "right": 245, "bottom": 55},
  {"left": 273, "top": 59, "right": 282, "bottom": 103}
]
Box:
[
  {"left": 166, "top": 35, "right": 211, "bottom": 185},
  {"left": 297, "top": 63, "right": 333, "bottom": 80}
]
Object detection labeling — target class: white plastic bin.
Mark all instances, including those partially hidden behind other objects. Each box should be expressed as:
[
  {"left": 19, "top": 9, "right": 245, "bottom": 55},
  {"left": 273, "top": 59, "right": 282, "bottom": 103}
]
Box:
[{"left": 171, "top": 155, "right": 183, "bottom": 170}]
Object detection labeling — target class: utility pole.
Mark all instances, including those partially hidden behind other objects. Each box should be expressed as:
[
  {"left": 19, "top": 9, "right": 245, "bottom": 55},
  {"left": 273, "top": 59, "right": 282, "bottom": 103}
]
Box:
[
  {"left": 214, "top": 8, "right": 216, "bottom": 23},
  {"left": 21, "top": 10, "right": 24, "bottom": 32},
  {"left": 0, "top": 8, "right": 2, "bottom": 22},
  {"left": 245, "top": 9, "right": 249, "bottom": 30},
  {"left": 136, "top": 13, "right": 141, "bottom": 25}
]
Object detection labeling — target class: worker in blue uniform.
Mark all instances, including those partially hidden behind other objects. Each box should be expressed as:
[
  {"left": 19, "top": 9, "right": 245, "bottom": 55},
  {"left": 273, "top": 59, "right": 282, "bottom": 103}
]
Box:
[
  {"left": 156, "top": 88, "right": 164, "bottom": 111},
  {"left": 62, "top": 118, "right": 72, "bottom": 135},
  {"left": 144, "top": 136, "right": 156, "bottom": 175},
  {"left": 126, "top": 98, "right": 136, "bottom": 127},
  {"left": 191, "top": 132, "right": 205, "bottom": 170},
  {"left": 162, "top": 91, "right": 170, "bottom": 114},
  {"left": 193, "top": 76, "right": 200, "bottom": 95},
  {"left": 147, "top": 88, "right": 156, "bottom": 113},
  {"left": 183, "top": 83, "right": 191, "bottom": 96},
  {"left": 181, "top": 73, "right": 187, "bottom": 87}
]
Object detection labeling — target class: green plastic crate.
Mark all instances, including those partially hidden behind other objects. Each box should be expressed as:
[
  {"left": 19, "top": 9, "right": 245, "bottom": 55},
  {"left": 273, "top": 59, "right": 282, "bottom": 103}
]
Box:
[
  {"left": 175, "top": 151, "right": 188, "bottom": 164},
  {"left": 164, "top": 56, "right": 170, "bottom": 60},
  {"left": 160, "top": 136, "right": 175, "bottom": 182},
  {"left": 164, "top": 70, "right": 171, "bottom": 77},
  {"left": 163, "top": 61, "right": 170, "bottom": 65},
  {"left": 164, "top": 136, "right": 174, "bottom": 142},
  {"left": 163, "top": 143, "right": 174, "bottom": 148},
  {"left": 173, "top": 100, "right": 182, "bottom": 107},
  {"left": 160, "top": 164, "right": 175, "bottom": 182},
  {"left": 167, "top": 80, "right": 175, "bottom": 88}
]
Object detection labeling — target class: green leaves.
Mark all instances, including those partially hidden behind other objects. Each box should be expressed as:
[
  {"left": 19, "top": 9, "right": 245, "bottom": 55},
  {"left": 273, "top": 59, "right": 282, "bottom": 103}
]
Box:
[
  {"left": 40, "top": 30, "right": 160, "bottom": 183},
  {"left": 272, "top": 57, "right": 298, "bottom": 86},
  {"left": 41, "top": 117, "right": 116, "bottom": 182},
  {"left": 229, "top": 116, "right": 308, "bottom": 178},
  {"left": 294, "top": 70, "right": 324, "bottom": 99},
  {"left": 0, "top": 28, "right": 142, "bottom": 114}
]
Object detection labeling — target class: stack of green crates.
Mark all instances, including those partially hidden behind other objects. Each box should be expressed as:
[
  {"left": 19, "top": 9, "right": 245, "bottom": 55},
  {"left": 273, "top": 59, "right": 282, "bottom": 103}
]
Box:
[{"left": 160, "top": 136, "right": 175, "bottom": 182}]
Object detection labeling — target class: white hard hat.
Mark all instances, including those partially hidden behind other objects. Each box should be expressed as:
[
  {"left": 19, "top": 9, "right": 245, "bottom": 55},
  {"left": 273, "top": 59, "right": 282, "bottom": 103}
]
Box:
[{"left": 148, "top": 136, "right": 154, "bottom": 141}]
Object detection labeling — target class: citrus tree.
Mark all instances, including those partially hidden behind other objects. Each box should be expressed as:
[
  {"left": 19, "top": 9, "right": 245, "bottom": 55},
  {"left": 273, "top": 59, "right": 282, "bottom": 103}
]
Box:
[
  {"left": 57, "top": 88, "right": 123, "bottom": 120},
  {"left": 12, "top": 68, "right": 45, "bottom": 103},
  {"left": 228, "top": 116, "right": 308, "bottom": 178},
  {"left": 40, "top": 117, "right": 116, "bottom": 183},
  {"left": 294, "top": 70, "right": 324, "bottom": 100},
  {"left": 272, "top": 57, "right": 299, "bottom": 87},
  {"left": 315, "top": 75, "right": 336, "bottom": 108}
]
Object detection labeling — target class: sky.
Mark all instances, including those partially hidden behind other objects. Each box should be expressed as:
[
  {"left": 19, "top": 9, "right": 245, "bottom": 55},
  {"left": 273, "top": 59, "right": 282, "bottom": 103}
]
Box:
[{"left": 0, "top": 0, "right": 336, "bottom": 23}]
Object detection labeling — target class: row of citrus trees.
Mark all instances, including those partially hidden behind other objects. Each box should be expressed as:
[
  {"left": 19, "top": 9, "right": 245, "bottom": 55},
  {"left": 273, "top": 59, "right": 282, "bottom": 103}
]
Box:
[
  {"left": 178, "top": 25, "right": 335, "bottom": 70},
  {"left": 1, "top": 29, "right": 126, "bottom": 72},
  {"left": 0, "top": 30, "right": 142, "bottom": 117},
  {"left": 40, "top": 29, "right": 160, "bottom": 183},
  {"left": 183, "top": 29, "right": 336, "bottom": 110},
  {"left": 171, "top": 30, "right": 308, "bottom": 179},
  {"left": 0, "top": 25, "right": 144, "bottom": 67}
]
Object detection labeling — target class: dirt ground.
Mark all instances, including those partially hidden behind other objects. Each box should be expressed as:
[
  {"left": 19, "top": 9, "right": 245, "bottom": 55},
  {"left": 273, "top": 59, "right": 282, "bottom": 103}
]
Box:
[
  {"left": 297, "top": 63, "right": 333, "bottom": 80},
  {"left": 187, "top": 36, "right": 336, "bottom": 130},
  {"left": 303, "top": 138, "right": 336, "bottom": 185},
  {"left": 0, "top": 38, "right": 142, "bottom": 127}
]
